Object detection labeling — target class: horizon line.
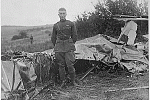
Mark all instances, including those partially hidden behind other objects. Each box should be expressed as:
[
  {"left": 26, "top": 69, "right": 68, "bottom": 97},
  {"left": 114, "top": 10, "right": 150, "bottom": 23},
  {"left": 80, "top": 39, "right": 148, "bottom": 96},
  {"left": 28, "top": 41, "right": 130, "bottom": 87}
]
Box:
[{"left": 1, "top": 24, "right": 54, "bottom": 27}]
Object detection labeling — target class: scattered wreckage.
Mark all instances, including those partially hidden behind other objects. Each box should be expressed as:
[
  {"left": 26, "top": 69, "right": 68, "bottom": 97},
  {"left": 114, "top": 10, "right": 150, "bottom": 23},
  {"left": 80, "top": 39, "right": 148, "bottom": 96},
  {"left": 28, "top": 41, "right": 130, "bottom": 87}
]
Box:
[{"left": 1, "top": 34, "right": 148, "bottom": 100}]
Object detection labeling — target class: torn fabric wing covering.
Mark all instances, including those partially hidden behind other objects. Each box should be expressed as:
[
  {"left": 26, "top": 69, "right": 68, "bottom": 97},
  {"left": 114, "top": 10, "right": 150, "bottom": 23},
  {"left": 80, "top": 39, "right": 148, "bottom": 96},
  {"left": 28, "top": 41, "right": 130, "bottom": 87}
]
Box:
[
  {"left": 75, "top": 34, "right": 148, "bottom": 72},
  {"left": 120, "top": 47, "right": 148, "bottom": 64},
  {"left": 75, "top": 35, "right": 149, "bottom": 67},
  {"left": 1, "top": 60, "right": 37, "bottom": 99},
  {"left": 1, "top": 61, "right": 24, "bottom": 99},
  {"left": 16, "top": 60, "right": 37, "bottom": 82},
  {"left": 75, "top": 34, "right": 116, "bottom": 61}
]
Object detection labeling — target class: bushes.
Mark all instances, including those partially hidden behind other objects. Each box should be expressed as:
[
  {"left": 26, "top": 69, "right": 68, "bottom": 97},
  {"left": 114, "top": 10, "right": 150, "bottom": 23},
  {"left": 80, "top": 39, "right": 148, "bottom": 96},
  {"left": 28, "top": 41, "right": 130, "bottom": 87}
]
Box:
[
  {"left": 45, "top": 30, "right": 51, "bottom": 34},
  {"left": 11, "top": 31, "right": 28, "bottom": 40},
  {"left": 75, "top": 0, "right": 148, "bottom": 40},
  {"left": 11, "top": 35, "right": 21, "bottom": 40},
  {"left": 45, "top": 30, "right": 52, "bottom": 36}
]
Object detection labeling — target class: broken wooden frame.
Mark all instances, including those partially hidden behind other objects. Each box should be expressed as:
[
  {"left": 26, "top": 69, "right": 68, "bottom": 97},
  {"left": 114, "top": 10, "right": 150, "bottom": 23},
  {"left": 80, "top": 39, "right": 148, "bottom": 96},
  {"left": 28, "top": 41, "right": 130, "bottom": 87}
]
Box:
[
  {"left": 5, "top": 59, "right": 38, "bottom": 100},
  {"left": 79, "top": 54, "right": 120, "bottom": 81}
]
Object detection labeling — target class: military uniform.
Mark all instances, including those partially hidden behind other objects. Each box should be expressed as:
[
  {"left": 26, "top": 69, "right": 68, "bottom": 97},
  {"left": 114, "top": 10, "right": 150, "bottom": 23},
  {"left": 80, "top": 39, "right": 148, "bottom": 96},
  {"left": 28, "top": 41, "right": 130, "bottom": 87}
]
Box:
[
  {"left": 30, "top": 35, "right": 33, "bottom": 44},
  {"left": 51, "top": 19, "right": 77, "bottom": 85}
]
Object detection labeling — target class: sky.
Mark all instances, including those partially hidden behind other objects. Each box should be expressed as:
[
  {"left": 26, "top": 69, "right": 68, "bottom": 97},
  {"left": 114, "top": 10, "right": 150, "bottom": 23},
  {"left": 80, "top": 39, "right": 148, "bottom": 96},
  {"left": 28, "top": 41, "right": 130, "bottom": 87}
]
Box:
[{"left": 1, "top": 0, "right": 99, "bottom": 26}]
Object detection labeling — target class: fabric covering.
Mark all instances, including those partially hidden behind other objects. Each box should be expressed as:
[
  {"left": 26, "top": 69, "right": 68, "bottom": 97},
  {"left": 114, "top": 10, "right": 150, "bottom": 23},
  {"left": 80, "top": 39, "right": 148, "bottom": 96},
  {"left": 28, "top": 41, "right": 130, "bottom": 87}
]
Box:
[
  {"left": 1, "top": 61, "right": 23, "bottom": 99},
  {"left": 1, "top": 60, "right": 37, "bottom": 99},
  {"left": 16, "top": 61, "right": 37, "bottom": 83},
  {"left": 75, "top": 34, "right": 148, "bottom": 64}
]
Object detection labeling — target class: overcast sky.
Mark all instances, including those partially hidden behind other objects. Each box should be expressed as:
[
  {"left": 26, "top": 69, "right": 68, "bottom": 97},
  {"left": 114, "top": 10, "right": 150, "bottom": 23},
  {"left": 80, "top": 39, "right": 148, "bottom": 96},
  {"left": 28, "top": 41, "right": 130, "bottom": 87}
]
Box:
[{"left": 1, "top": 0, "right": 99, "bottom": 26}]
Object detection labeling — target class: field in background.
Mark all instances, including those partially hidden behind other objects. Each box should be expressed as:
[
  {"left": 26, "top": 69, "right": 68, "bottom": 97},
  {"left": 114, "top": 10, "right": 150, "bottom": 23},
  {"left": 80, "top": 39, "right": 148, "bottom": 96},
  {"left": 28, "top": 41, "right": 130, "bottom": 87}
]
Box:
[{"left": 1, "top": 25, "right": 54, "bottom": 54}]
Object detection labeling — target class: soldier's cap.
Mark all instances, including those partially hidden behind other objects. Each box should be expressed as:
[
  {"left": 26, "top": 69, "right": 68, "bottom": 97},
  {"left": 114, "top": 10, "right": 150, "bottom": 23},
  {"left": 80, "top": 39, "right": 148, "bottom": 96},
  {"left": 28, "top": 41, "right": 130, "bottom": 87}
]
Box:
[{"left": 58, "top": 8, "right": 66, "bottom": 11}]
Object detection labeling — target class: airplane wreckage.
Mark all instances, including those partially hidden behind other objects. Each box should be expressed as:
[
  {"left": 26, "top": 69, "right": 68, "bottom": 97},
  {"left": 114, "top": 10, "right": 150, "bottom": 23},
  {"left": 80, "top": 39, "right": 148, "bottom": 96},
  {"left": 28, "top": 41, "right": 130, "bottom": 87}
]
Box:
[{"left": 1, "top": 17, "right": 149, "bottom": 100}]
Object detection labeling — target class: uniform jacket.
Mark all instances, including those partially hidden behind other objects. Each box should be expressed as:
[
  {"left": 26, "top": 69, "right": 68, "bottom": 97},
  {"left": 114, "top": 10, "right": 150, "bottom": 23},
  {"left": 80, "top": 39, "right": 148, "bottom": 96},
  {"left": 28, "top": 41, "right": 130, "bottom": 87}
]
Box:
[{"left": 51, "top": 19, "right": 77, "bottom": 52}]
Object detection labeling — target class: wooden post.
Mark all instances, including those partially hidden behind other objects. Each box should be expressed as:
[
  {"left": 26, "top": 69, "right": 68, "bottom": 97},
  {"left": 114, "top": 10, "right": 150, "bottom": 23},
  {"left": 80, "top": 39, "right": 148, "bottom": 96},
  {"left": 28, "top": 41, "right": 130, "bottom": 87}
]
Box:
[{"left": 80, "top": 66, "right": 95, "bottom": 81}]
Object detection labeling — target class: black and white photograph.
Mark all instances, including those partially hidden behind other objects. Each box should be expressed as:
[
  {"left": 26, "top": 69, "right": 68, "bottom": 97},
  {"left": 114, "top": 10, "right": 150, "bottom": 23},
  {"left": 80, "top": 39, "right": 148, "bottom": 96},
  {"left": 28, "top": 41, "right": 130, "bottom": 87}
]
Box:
[{"left": 1, "top": 0, "right": 149, "bottom": 100}]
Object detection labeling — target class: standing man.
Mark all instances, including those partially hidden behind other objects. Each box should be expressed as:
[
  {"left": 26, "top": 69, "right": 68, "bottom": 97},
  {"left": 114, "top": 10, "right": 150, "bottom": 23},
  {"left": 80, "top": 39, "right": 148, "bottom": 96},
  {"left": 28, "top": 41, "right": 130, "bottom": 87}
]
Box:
[
  {"left": 30, "top": 34, "right": 33, "bottom": 44},
  {"left": 117, "top": 20, "right": 137, "bottom": 45},
  {"left": 51, "top": 8, "right": 78, "bottom": 88}
]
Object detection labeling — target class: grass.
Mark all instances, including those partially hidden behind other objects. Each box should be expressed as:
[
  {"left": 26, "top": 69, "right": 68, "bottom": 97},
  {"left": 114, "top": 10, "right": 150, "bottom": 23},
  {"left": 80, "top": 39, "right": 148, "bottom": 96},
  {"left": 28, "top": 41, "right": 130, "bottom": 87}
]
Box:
[
  {"left": 1, "top": 38, "right": 54, "bottom": 54},
  {"left": 1, "top": 25, "right": 53, "bottom": 54}
]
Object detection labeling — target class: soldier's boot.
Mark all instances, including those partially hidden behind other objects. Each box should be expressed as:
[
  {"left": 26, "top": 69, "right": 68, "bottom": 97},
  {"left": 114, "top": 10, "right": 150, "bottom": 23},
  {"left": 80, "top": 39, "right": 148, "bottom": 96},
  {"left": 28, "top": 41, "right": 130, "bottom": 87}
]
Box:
[
  {"left": 59, "top": 67, "right": 66, "bottom": 88},
  {"left": 70, "top": 73, "right": 79, "bottom": 86}
]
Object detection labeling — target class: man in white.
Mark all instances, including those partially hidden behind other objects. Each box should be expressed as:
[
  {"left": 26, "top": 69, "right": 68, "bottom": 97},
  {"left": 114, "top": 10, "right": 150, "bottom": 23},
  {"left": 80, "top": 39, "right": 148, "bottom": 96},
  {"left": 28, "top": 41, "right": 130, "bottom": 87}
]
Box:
[{"left": 117, "top": 20, "right": 137, "bottom": 45}]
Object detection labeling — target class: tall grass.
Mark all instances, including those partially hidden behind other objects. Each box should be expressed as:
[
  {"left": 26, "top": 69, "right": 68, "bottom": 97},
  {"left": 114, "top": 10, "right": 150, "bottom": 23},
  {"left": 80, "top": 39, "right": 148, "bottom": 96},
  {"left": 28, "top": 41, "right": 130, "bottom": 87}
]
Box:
[
  {"left": 1, "top": 25, "right": 55, "bottom": 54},
  {"left": 1, "top": 39, "right": 54, "bottom": 54}
]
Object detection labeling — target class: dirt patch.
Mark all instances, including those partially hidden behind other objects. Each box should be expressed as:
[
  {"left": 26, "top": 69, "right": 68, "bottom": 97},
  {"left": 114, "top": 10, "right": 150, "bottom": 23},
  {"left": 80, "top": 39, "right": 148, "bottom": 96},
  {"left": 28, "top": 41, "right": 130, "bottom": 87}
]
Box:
[{"left": 34, "top": 71, "right": 149, "bottom": 100}]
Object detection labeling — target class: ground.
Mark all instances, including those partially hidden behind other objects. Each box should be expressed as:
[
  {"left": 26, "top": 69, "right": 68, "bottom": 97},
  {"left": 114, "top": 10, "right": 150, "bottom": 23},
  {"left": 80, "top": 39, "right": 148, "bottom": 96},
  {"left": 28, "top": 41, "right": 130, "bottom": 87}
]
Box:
[{"left": 33, "top": 70, "right": 149, "bottom": 100}]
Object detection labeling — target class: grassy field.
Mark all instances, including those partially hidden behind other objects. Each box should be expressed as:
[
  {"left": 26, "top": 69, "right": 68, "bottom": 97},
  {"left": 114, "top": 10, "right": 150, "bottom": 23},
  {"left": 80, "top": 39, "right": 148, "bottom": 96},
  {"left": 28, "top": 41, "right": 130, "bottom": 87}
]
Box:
[{"left": 1, "top": 25, "right": 54, "bottom": 54}]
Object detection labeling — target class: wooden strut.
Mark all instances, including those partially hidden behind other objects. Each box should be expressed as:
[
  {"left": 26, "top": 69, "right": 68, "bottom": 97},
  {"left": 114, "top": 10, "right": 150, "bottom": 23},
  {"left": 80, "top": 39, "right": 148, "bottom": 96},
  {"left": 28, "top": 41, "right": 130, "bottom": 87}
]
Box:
[
  {"left": 38, "top": 54, "right": 42, "bottom": 84},
  {"left": 80, "top": 66, "right": 95, "bottom": 81},
  {"left": 11, "top": 61, "right": 16, "bottom": 91},
  {"left": 14, "top": 81, "right": 22, "bottom": 90},
  {"left": 79, "top": 53, "right": 116, "bottom": 81},
  {"left": 105, "top": 86, "right": 149, "bottom": 92},
  {"left": 80, "top": 54, "right": 100, "bottom": 81}
]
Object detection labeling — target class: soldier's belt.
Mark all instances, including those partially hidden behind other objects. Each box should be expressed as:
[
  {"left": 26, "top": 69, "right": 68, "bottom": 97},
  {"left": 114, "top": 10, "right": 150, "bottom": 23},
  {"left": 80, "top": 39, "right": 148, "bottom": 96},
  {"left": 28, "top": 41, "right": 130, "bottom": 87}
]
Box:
[
  {"left": 57, "top": 36, "right": 71, "bottom": 40},
  {"left": 56, "top": 38, "right": 73, "bottom": 43}
]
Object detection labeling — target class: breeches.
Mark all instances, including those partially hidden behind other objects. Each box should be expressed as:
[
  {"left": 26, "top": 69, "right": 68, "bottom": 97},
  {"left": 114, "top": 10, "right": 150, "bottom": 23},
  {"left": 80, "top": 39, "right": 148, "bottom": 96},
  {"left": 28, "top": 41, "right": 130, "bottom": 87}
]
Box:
[
  {"left": 55, "top": 51, "right": 75, "bottom": 74},
  {"left": 127, "top": 30, "right": 136, "bottom": 45}
]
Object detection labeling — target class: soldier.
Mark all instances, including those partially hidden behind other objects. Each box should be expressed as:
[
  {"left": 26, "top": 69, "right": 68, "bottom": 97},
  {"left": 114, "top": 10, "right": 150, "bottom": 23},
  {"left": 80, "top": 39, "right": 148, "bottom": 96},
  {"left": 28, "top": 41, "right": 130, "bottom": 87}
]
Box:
[
  {"left": 117, "top": 20, "right": 137, "bottom": 45},
  {"left": 51, "top": 8, "right": 78, "bottom": 88},
  {"left": 30, "top": 34, "right": 33, "bottom": 44}
]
